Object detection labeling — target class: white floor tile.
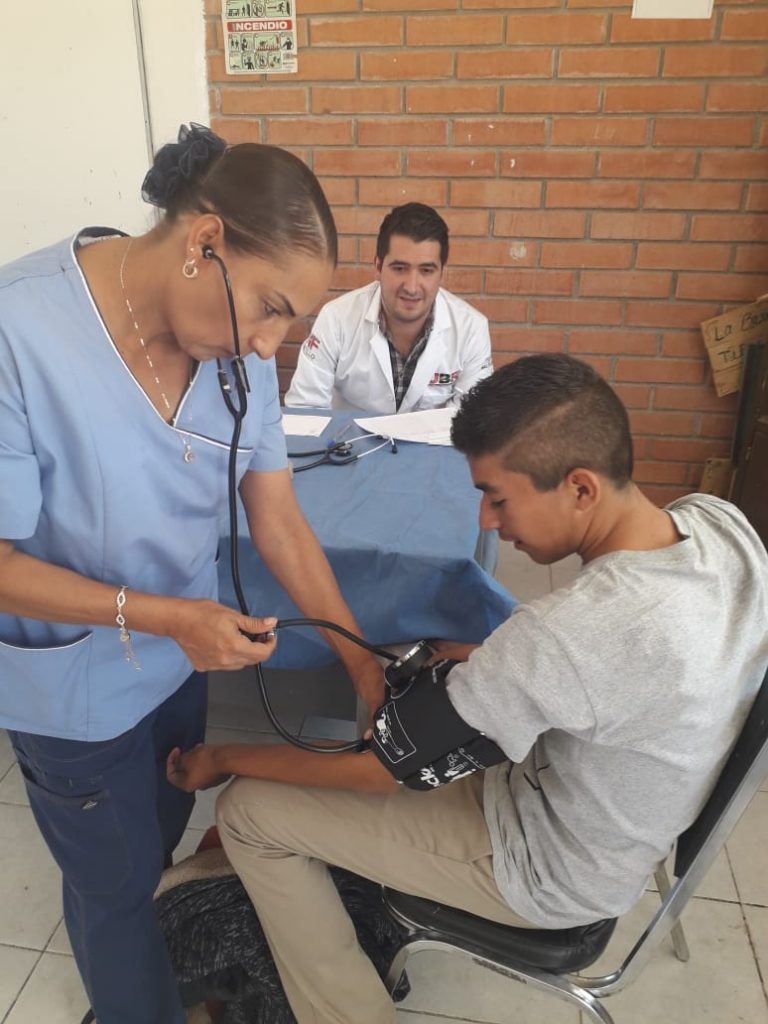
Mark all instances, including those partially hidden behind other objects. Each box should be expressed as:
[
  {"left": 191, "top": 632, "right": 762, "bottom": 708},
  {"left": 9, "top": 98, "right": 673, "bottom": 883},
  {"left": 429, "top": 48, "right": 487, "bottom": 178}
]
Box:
[
  {"left": 4, "top": 951, "right": 89, "bottom": 1024},
  {"left": 0, "top": 764, "right": 29, "bottom": 807},
  {"left": 584, "top": 893, "right": 768, "bottom": 1023},
  {"left": 0, "top": 805, "right": 62, "bottom": 950},
  {"left": 397, "top": 948, "right": 578, "bottom": 1023},
  {"left": 0, "top": 730, "right": 17, "bottom": 778},
  {"left": 646, "top": 847, "right": 738, "bottom": 903},
  {"left": 0, "top": 944, "right": 39, "bottom": 1019},
  {"left": 744, "top": 905, "right": 768, "bottom": 999},
  {"left": 727, "top": 790, "right": 768, "bottom": 907},
  {"left": 45, "top": 919, "right": 70, "bottom": 957}
]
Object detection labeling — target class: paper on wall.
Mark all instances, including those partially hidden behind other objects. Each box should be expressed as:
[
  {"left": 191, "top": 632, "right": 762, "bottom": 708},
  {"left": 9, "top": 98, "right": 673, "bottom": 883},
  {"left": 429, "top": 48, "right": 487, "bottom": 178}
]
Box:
[
  {"left": 222, "top": 0, "right": 297, "bottom": 75},
  {"left": 354, "top": 407, "right": 456, "bottom": 447}
]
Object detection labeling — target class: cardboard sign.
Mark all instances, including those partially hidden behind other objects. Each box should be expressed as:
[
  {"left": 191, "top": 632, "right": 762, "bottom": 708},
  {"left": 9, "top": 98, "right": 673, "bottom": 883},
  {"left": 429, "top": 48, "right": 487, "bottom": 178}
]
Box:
[{"left": 700, "top": 296, "right": 768, "bottom": 397}]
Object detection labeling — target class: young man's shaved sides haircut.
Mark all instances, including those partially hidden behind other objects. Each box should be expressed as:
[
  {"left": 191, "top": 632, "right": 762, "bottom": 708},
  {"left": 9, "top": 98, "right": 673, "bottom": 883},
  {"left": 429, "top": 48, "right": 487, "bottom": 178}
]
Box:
[{"left": 451, "top": 354, "right": 634, "bottom": 491}]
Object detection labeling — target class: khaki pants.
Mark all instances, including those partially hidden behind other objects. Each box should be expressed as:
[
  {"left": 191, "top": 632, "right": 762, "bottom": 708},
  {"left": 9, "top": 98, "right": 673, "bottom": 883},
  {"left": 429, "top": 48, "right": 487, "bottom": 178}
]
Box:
[{"left": 216, "top": 773, "right": 536, "bottom": 1024}]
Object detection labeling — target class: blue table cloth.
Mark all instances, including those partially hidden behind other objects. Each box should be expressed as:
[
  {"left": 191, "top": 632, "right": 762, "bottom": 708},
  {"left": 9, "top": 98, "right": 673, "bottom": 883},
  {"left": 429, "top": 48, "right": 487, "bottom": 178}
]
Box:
[{"left": 218, "top": 410, "right": 515, "bottom": 668}]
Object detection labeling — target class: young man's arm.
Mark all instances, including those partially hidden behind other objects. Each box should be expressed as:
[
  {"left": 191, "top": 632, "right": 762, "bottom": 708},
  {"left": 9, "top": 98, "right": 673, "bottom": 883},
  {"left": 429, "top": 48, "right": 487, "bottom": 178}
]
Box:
[{"left": 167, "top": 742, "right": 397, "bottom": 794}]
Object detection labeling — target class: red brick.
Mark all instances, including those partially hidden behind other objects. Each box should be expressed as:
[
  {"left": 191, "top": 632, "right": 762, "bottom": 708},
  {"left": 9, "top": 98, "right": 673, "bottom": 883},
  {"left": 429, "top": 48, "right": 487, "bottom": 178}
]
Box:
[
  {"left": 721, "top": 11, "right": 768, "bottom": 40},
  {"left": 661, "top": 331, "right": 706, "bottom": 357},
  {"left": 407, "top": 85, "right": 499, "bottom": 114},
  {"left": 691, "top": 215, "right": 768, "bottom": 243},
  {"left": 359, "top": 178, "right": 447, "bottom": 206},
  {"left": 664, "top": 45, "right": 768, "bottom": 78},
  {"left": 734, "top": 245, "right": 768, "bottom": 272},
  {"left": 568, "top": 330, "right": 657, "bottom": 356},
  {"left": 451, "top": 180, "right": 542, "bottom": 208},
  {"left": 708, "top": 84, "right": 768, "bottom": 113},
  {"left": 540, "top": 242, "right": 632, "bottom": 269},
  {"left": 210, "top": 117, "right": 262, "bottom": 144},
  {"left": 265, "top": 118, "right": 352, "bottom": 146},
  {"left": 636, "top": 243, "right": 731, "bottom": 271},
  {"left": 599, "top": 151, "right": 696, "bottom": 179},
  {"left": 441, "top": 268, "right": 484, "bottom": 292},
  {"left": 438, "top": 210, "right": 490, "bottom": 235},
  {"left": 336, "top": 237, "right": 358, "bottom": 263},
  {"left": 457, "top": 49, "right": 552, "bottom": 79},
  {"left": 591, "top": 212, "right": 686, "bottom": 240},
  {"left": 644, "top": 182, "right": 743, "bottom": 210},
  {"left": 317, "top": 177, "right": 357, "bottom": 205},
  {"left": 616, "top": 358, "right": 704, "bottom": 384},
  {"left": 633, "top": 461, "right": 690, "bottom": 485},
  {"left": 630, "top": 411, "right": 696, "bottom": 435},
  {"left": 505, "top": 13, "right": 606, "bottom": 44},
  {"left": 747, "top": 185, "right": 768, "bottom": 211},
  {"left": 220, "top": 87, "right": 308, "bottom": 115},
  {"left": 472, "top": 297, "right": 530, "bottom": 322},
  {"left": 551, "top": 117, "right": 648, "bottom": 146},
  {"left": 494, "top": 210, "right": 586, "bottom": 238},
  {"left": 534, "top": 299, "right": 622, "bottom": 325},
  {"left": 610, "top": 15, "right": 714, "bottom": 43},
  {"left": 700, "top": 414, "right": 737, "bottom": 439},
  {"left": 613, "top": 384, "right": 653, "bottom": 408},
  {"left": 407, "top": 14, "right": 503, "bottom": 45},
  {"left": 310, "top": 16, "right": 403, "bottom": 46},
  {"left": 581, "top": 271, "right": 672, "bottom": 299},
  {"left": 502, "top": 151, "right": 595, "bottom": 178},
  {"left": 493, "top": 329, "right": 564, "bottom": 352},
  {"left": 699, "top": 152, "right": 768, "bottom": 179},
  {"left": 625, "top": 302, "right": 721, "bottom": 329},
  {"left": 313, "top": 86, "right": 401, "bottom": 114},
  {"left": 451, "top": 239, "right": 537, "bottom": 267},
  {"left": 640, "top": 484, "right": 692, "bottom": 506},
  {"left": 559, "top": 46, "right": 659, "bottom": 77},
  {"left": 453, "top": 119, "right": 547, "bottom": 146},
  {"left": 676, "top": 273, "right": 768, "bottom": 303},
  {"left": 314, "top": 149, "right": 401, "bottom": 176},
  {"left": 206, "top": 20, "right": 222, "bottom": 51},
  {"left": 503, "top": 84, "right": 600, "bottom": 113},
  {"left": 547, "top": 181, "right": 640, "bottom": 208},
  {"left": 486, "top": 269, "right": 573, "bottom": 295},
  {"left": 361, "top": 50, "right": 453, "bottom": 80},
  {"left": 358, "top": 118, "right": 447, "bottom": 146},
  {"left": 653, "top": 116, "right": 755, "bottom": 147},
  {"left": 251, "top": 50, "right": 356, "bottom": 83},
  {"left": 364, "top": 0, "right": 456, "bottom": 8},
  {"left": 408, "top": 149, "right": 496, "bottom": 176},
  {"left": 466, "top": 0, "right": 558, "bottom": 6},
  {"left": 335, "top": 207, "right": 389, "bottom": 235},
  {"left": 649, "top": 438, "right": 729, "bottom": 461},
  {"left": 655, "top": 385, "right": 738, "bottom": 413},
  {"left": 331, "top": 266, "right": 375, "bottom": 291},
  {"left": 301, "top": 0, "right": 358, "bottom": 10},
  {"left": 604, "top": 84, "right": 704, "bottom": 113}
]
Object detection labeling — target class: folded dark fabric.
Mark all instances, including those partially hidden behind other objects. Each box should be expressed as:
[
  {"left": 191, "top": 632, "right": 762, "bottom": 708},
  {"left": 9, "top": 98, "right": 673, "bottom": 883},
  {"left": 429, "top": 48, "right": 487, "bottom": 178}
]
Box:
[{"left": 156, "top": 867, "right": 409, "bottom": 1024}]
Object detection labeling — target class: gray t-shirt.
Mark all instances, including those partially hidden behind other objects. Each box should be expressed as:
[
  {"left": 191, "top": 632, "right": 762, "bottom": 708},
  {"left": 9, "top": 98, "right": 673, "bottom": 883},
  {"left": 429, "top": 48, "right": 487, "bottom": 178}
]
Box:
[{"left": 448, "top": 494, "right": 768, "bottom": 928}]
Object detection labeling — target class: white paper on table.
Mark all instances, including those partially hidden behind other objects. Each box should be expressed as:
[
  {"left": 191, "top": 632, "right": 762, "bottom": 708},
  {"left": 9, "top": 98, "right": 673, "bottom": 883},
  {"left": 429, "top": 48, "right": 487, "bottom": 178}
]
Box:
[
  {"left": 281, "top": 414, "right": 332, "bottom": 438},
  {"left": 354, "top": 407, "right": 456, "bottom": 446}
]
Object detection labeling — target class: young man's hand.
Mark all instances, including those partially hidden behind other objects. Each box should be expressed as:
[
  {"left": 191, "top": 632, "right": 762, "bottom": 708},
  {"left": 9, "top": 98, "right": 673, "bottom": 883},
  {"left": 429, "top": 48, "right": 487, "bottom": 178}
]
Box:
[{"left": 166, "top": 744, "right": 230, "bottom": 792}]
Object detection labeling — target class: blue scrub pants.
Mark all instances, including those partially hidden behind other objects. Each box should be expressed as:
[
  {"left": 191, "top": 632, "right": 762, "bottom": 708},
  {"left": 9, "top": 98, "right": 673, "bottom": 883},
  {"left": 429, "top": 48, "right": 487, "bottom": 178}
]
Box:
[{"left": 9, "top": 671, "right": 207, "bottom": 1024}]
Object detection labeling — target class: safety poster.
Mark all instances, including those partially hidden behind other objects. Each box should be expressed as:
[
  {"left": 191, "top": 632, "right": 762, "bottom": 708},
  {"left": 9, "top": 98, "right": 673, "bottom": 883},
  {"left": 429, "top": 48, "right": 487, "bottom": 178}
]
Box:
[{"left": 222, "top": 1, "right": 297, "bottom": 75}]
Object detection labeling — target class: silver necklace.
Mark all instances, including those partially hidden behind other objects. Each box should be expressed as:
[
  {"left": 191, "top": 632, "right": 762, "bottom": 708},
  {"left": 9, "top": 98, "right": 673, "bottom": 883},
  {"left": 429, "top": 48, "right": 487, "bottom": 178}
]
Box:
[{"left": 118, "top": 239, "right": 195, "bottom": 463}]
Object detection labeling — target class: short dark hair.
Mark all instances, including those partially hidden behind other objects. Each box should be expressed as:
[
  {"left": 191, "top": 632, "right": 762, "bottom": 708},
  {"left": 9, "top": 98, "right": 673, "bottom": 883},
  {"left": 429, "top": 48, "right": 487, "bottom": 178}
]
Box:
[
  {"left": 452, "top": 354, "right": 634, "bottom": 491},
  {"left": 376, "top": 203, "right": 449, "bottom": 266},
  {"left": 143, "top": 124, "right": 337, "bottom": 265}
]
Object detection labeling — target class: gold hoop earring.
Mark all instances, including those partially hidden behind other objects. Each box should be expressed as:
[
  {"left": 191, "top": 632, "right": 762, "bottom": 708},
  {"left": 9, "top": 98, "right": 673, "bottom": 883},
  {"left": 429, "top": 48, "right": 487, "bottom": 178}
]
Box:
[{"left": 182, "top": 257, "right": 198, "bottom": 280}]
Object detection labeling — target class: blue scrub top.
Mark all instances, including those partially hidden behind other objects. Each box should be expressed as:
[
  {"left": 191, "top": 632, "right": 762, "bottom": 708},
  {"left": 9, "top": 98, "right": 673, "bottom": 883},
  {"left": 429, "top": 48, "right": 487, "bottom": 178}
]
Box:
[{"left": 0, "top": 229, "right": 288, "bottom": 740}]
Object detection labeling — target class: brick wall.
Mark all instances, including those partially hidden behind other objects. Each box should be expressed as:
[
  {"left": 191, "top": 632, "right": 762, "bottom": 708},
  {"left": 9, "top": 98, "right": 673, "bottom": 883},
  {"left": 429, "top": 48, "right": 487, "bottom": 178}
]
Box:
[{"left": 204, "top": 0, "right": 768, "bottom": 505}]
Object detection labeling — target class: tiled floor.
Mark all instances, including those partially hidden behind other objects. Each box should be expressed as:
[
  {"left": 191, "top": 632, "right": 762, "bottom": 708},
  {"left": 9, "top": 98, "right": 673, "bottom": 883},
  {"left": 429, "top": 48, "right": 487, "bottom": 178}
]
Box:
[{"left": 1, "top": 546, "right": 767, "bottom": 1023}]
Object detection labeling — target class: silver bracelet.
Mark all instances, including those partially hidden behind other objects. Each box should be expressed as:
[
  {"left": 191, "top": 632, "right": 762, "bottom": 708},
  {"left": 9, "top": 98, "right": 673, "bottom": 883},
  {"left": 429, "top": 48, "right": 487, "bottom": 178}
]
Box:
[{"left": 116, "top": 585, "right": 141, "bottom": 671}]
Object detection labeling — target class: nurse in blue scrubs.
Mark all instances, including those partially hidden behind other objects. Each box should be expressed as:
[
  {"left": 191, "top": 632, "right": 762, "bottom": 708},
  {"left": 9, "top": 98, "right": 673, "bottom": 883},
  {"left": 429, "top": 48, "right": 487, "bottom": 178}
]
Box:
[{"left": 0, "top": 124, "right": 383, "bottom": 1024}]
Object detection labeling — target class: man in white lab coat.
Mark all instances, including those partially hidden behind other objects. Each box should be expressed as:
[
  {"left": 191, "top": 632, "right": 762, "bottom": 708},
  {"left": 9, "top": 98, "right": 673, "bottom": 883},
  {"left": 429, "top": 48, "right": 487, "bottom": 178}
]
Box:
[{"left": 285, "top": 203, "right": 493, "bottom": 414}]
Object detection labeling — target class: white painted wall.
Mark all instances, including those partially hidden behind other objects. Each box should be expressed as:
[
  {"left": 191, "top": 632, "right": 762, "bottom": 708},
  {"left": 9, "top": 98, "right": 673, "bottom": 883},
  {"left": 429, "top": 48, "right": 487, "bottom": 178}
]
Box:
[{"left": 0, "top": 0, "right": 208, "bottom": 264}]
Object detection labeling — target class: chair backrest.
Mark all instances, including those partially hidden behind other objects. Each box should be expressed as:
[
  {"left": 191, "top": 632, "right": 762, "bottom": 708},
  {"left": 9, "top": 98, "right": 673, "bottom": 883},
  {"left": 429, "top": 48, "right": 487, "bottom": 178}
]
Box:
[{"left": 675, "top": 663, "right": 768, "bottom": 878}]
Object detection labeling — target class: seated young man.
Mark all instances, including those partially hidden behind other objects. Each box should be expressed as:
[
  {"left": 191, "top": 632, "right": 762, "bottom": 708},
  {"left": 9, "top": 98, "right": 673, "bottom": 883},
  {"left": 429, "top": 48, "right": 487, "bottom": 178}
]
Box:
[
  {"left": 168, "top": 355, "right": 768, "bottom": 1024},
  {"left": 284, "top": 202, "right": 492, "bottom": 414}
]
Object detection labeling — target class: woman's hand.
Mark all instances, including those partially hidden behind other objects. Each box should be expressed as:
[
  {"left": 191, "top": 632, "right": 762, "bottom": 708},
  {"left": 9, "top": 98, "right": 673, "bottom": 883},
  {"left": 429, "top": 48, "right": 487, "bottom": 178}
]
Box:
[
  {"left": 428, "top": 640, "right": 480, "bottom": 663},
  {"left": 168, "top": 599, "right": 278, "bottom": 671},
  {"left": 166, "top": 744, "right": 230, "bottom": 792}
]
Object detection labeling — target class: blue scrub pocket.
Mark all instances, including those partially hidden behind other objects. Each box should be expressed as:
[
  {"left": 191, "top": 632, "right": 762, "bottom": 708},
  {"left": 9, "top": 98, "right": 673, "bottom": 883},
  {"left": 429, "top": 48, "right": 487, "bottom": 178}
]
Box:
[
  {"left": 19, "top": 766, "right": 133, "bottom": 896},
  {"left": 0, "top": 631, "right": 92, "bottom": 737}
]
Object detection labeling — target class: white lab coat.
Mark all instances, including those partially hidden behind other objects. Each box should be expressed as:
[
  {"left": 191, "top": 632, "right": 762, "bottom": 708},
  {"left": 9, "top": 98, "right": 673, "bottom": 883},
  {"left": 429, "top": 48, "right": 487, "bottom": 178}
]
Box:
[{"left": 284, "top": 282, "right": 493, "bottom": 414}]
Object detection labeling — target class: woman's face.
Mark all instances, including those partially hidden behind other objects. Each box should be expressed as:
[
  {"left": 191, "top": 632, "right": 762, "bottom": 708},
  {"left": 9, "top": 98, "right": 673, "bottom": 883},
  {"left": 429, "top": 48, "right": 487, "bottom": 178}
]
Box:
[{"left": 170, "top": 243, "right": 333, "bottom": 363}]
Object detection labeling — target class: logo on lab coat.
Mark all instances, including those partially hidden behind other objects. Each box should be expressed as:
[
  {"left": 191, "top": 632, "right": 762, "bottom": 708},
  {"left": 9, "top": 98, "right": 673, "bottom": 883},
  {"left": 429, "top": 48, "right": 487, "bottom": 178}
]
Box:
[
  {"left": 303, "top": 334, "right": 321, "bottom": 360},
  {"left": 428, "top": 371, "right": 459, "bottom": 387}
]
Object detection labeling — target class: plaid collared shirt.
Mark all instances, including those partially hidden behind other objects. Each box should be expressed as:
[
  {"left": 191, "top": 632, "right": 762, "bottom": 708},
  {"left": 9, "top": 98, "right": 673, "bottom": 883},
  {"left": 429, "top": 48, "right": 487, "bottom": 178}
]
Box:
[{"left": 380, "top": 308, "right": 435, "bottom": 410}]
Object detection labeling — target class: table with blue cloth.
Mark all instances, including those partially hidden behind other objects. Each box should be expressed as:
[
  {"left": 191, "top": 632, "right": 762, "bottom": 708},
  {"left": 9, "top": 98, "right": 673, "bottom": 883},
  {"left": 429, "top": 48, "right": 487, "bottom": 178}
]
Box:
[{"left": 217, "top": 409, "right": 515, "bottom": 670}]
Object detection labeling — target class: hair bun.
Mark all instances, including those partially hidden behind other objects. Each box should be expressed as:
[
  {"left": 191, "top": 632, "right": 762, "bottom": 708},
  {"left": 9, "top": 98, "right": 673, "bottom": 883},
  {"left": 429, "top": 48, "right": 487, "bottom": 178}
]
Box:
[{"left": 141, "top": 123, "right": 227, "bottom": 210}]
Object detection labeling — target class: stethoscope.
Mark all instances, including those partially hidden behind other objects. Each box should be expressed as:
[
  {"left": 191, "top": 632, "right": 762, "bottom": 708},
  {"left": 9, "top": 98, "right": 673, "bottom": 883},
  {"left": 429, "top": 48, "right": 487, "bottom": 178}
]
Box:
[
  {"left": 288, "top": 424, "right": 398, "bottom": 472},
  {"left": 202, "top": 246, "right": 397, "bottom": 753}
]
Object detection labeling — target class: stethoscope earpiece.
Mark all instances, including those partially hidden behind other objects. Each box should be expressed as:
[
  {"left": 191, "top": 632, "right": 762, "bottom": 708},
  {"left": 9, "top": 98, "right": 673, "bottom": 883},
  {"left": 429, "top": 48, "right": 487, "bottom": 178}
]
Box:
[{"left": 201, "top": 245, "right": 215, "bottom": 260}]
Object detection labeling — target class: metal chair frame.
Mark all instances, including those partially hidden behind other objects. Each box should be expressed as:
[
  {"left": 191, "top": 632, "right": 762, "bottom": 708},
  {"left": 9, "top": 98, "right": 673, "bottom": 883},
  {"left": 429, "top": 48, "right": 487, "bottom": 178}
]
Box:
[{"left": 384, "top": 668, "right": 768, "bottom": 1024}]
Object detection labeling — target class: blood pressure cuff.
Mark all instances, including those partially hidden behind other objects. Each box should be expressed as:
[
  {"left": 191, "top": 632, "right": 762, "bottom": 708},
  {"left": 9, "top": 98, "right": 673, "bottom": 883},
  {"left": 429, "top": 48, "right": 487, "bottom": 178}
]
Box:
[{"left": 368, "top": 659, "right": 507, "bottom": 791}]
